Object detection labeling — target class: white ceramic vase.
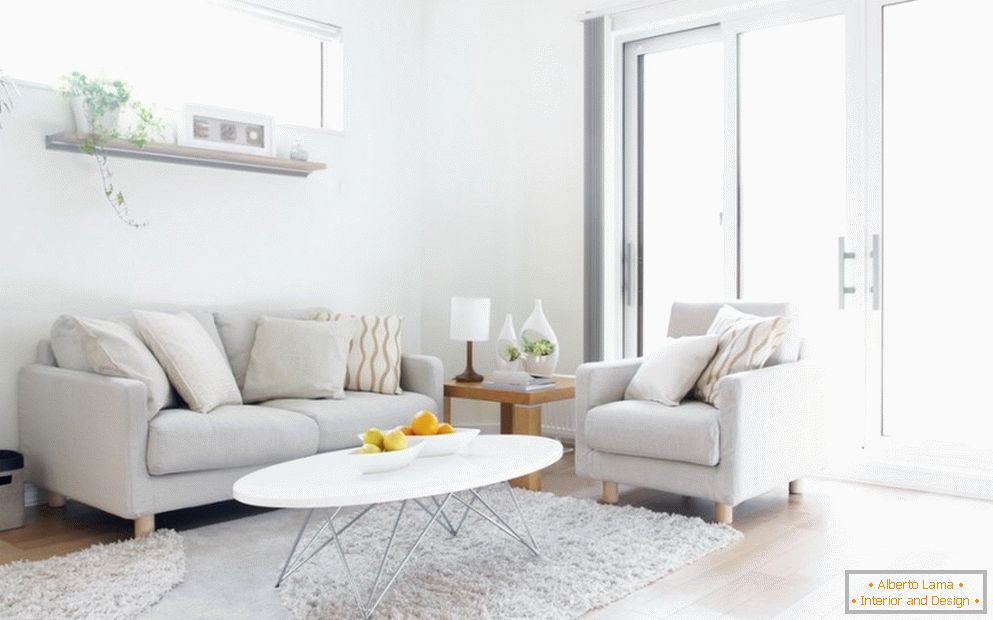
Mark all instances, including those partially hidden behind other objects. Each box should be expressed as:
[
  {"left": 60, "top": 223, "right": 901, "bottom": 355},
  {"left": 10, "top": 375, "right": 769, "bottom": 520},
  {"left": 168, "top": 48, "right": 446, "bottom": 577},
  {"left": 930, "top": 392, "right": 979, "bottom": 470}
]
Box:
[
  {"left": 495, "top": 313, "right": 522, "bottom": 371},
  {"left": 521, "top": 299, "right": 558, "bottom": 377},
  {"left": 71, "top": 97, "right": 120, "bottom": 134}
]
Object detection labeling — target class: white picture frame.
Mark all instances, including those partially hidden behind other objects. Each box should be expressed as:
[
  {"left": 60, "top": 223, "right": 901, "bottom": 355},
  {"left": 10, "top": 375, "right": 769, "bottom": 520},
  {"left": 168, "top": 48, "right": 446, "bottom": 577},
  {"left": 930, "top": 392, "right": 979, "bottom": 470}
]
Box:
[{"left": 178, "top": 104, "right": 275, "bottom": 156}]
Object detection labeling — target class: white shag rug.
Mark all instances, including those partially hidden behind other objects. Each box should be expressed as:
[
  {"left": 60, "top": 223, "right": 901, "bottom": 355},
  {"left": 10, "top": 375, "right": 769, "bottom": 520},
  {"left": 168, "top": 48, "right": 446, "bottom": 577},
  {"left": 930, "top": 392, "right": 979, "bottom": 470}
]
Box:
[
  {"left": 0, "top": 529, "right": 185, "bottom": 620},
  {"left": 274, "top": 488, "right": 740, "bottom": 619}
]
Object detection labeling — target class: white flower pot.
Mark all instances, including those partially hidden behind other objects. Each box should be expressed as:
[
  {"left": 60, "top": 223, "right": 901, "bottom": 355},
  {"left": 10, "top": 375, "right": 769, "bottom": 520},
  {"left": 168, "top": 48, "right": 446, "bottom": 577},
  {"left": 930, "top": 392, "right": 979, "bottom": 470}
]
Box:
[
  {"left": 70, "top": 97, "right": 120, "bottom": 134},
  {"left": 521, "top": 299, "right": 559, "bottom": 377},
  {"left": 496, "top": 313, "right": 522, "bottom": 371}
]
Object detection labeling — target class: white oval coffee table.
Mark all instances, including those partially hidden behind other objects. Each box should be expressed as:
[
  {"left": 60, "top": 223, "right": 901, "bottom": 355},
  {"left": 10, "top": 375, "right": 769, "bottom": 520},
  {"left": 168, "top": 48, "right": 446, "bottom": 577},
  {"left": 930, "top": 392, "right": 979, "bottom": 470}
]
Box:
[{"left": 233, "top": 434, "right": 563, "bottom": 619}]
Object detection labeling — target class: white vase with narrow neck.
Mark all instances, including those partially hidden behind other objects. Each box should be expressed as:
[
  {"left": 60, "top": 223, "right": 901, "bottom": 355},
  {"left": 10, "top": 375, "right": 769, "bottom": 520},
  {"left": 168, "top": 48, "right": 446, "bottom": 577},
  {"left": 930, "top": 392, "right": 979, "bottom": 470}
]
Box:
[
  {"left": 521, "top": 299, "right": 558, "bottom": 377},
  {"left": 495, "top": 313, "right": 522, "bottom": 371}
]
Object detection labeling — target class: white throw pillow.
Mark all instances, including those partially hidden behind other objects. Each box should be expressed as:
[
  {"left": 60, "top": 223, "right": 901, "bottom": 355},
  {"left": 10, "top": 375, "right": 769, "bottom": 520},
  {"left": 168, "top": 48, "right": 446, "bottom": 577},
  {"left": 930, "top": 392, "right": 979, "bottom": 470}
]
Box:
[
  {"left": 242, "top": 316, "right": 356, "bottom": 403},
  {"left": 693, "top": 305, "right": 792, "bottom": 406},
  {"left": 133, "top": 310, "right": 242, "bottom": 413},
  {"left": 51, "top": 315, "right": 172, "bottom": 414},
  {"left": 624, "top": 335, "right": 720, "bottom": 406}
]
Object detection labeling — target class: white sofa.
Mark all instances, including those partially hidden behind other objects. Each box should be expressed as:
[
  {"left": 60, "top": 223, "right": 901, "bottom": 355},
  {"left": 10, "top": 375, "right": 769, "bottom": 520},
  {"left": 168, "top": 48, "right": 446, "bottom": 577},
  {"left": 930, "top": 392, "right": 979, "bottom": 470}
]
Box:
[
  {"left": 18, "top": 308, "right": 443, "bottom": 537},
  {"left": 574, "top": 302, "right": 826, "bottom": 524}
]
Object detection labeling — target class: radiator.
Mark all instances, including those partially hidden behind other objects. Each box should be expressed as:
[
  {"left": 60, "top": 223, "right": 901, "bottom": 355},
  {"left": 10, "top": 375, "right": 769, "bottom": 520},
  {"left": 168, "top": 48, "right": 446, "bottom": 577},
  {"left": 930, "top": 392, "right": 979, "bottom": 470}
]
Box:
[{"left": 541, "top": 396, "right": 576, "bottom": 442}]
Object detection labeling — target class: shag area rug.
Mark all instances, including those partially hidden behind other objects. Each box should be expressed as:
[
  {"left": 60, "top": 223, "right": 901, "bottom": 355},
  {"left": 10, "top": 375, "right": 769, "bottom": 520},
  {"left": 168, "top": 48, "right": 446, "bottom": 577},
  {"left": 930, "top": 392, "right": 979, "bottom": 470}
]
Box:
[
  {"left": 0, "top": 529, "right": 184, "bottom": 620},
  {"left": 146, "top": 487, "right": 740, "bottom": 619}
]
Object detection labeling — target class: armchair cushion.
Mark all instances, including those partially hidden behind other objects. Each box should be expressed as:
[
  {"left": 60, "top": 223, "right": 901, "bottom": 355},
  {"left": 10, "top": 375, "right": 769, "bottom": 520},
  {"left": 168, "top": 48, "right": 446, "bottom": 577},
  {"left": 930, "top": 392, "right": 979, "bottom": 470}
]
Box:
[
  {"left": 624, "top": 335, "right": 719, "bottom": 406},
  {"left": 694, "top": 306, "right": 791, "bottom": 405},
  {"left": 668, "top": 301, "right": 800, "bottom": 364},
  {"left": 584, "top": 400, "right": 720, "bottom": 466}
]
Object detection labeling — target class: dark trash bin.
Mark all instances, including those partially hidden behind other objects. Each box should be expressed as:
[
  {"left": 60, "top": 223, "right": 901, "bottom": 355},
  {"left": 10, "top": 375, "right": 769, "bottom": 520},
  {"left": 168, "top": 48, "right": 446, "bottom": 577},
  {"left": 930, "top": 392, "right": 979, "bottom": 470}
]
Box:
[{"left": 0, "top": 450, "right": 25, "bottom": 531}]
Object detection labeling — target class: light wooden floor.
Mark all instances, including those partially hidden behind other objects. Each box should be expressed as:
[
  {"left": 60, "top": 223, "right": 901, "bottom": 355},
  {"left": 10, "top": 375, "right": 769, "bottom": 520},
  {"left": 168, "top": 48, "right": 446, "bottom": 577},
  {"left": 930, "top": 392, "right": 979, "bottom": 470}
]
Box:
[{"left": 3, "top": 451, "right": 991, "bottom": 619}]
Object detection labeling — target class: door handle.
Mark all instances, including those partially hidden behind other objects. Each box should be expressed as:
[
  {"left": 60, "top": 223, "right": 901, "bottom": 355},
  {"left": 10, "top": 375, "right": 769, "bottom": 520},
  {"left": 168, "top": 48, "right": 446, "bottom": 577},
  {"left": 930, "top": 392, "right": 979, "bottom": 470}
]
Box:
[
  {"left": 870, "top": 234, "right": 881, "bottom": 311},
  {"left": 838, "top": 236, "right": 856, "bottom": 309}
]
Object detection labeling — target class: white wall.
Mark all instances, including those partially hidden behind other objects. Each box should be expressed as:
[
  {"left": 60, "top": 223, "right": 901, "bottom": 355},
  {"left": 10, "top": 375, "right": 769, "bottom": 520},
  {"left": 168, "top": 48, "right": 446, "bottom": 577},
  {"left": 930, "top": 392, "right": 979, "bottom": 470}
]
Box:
[
  {"left": 419, "top": 0, "right": 588, "bottom": 426},
  {"left": 0, "top": 0, "right": 425, "bottom": 448}
]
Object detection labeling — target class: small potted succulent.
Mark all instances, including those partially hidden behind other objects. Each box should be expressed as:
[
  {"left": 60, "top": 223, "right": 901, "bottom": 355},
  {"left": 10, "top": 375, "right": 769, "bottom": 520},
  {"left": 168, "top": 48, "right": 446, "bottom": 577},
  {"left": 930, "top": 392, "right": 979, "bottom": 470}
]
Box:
[
  {"left": 521, "top": 335, "right": 557, "bottom": 376},
  {"left": 59, "top": 72, "right": 161, "bottom": 227}
]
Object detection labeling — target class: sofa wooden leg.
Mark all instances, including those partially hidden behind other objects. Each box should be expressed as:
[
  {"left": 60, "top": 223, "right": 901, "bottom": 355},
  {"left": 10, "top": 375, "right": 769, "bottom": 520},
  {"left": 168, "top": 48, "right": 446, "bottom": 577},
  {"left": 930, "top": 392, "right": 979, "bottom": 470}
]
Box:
[
  {"left": 714, "top": 502, "right": 733, "bottom": 524},
  {"left": 789, "top": 478, "right": 805, "bottom": 495},
  {"left": 134, "top": 515, "right": 155, "bottom": 538},
  {"left": 599, "top": 481, "right": 619, "bottom": 505},
  {"left": 47, "top": 491, "right": 66, "bottom": 508}
]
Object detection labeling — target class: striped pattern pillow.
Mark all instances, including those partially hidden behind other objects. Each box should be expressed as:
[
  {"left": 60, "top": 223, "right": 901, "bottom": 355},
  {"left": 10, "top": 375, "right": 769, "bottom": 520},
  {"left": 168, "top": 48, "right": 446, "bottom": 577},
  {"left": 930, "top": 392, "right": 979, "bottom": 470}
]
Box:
[
  {"left": 313, "top": 311, "right": 404, "bottom": 395},
  {"left": 693, "top": 306, "right": 791, "bottom": 406}
]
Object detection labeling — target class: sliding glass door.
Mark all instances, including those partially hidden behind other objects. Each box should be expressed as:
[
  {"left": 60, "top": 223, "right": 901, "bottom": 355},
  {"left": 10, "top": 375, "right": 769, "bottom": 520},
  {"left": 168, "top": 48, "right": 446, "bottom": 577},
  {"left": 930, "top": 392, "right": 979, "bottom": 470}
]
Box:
[
  {"left": 875, "top": 0, "right": 993, "bottom": 449},
  {"left": 624, "top": 28, "right": 728, "bottom": 355},
  {"left": 618, "top": 0, "right": 993, "bottom": 481}
]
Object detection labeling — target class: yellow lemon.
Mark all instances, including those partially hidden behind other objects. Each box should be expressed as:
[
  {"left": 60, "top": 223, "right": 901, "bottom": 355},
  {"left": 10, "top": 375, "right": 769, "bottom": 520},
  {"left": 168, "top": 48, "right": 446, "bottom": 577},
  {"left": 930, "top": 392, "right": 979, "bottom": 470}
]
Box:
[{"left": 383, "top": 429, "right": 408, "bottom": 452}]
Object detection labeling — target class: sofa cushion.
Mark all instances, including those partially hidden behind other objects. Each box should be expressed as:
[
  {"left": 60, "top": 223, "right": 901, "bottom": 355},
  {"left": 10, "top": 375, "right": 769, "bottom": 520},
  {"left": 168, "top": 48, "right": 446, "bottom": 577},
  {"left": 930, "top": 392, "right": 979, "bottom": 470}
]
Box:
[
  {"left": 134, "top": 310, "right": 243, "bottom": 413},
  {"left": 50, "top": 308, "right": 223, "bottom": 410},
  {"left": 147, "top": 405, "right": 319, "bottom": 475},
  {"left": 51, "top": 315, "right": 172, "bottom": 414},
  {"left": 214, "top": 308, "right": 327, "bottom": 389},
  {"left": 584, "top": 400, "right": 720, "bottom": 466},
  {"left": 265, "top": 391, "right": 436, "bottom": 451},
  {"left": 242, "top": 316, "right": 356, "bottom": 403}
]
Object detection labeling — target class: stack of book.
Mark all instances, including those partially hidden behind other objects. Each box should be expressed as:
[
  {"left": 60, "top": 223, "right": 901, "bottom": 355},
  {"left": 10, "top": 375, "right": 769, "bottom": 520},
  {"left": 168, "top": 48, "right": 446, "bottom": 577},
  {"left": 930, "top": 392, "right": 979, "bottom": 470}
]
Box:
[{"left": 482, "top": 371, "right": 557, "bottom": 392}]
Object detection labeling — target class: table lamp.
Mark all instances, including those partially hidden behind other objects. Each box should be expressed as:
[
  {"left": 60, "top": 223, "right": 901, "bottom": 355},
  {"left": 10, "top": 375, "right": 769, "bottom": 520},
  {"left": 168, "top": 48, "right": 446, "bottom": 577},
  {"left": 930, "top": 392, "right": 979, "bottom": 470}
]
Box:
[{"left": 450, "top": 296, "right": 490, "bottom": 382}]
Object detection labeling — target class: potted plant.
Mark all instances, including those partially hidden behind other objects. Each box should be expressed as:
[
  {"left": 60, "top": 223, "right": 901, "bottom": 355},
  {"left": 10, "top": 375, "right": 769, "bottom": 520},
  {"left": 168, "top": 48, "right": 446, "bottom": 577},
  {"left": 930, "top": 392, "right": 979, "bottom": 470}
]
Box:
[
  {"left": 521, "top": 335, "right": 557, "bottom": 376},
  {"left": 59, "top": 72, "right": 161, "bottom": 228},
  {"left": 0, "top": 69, "right": 18, "bottom": 129}
]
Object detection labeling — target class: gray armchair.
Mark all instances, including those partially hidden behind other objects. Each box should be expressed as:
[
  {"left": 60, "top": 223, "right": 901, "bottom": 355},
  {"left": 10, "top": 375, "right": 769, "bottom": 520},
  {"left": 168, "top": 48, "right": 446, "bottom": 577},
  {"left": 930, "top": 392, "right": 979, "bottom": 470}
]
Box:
[{"left": 574, "top": 302, "right": 826, "bottom": 524}]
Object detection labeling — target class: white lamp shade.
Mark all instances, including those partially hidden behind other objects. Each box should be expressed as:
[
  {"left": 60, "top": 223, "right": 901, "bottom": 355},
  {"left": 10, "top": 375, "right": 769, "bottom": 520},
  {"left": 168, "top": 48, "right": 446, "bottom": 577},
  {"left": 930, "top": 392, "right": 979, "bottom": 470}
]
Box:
[{"left": 449, "top": 296, "right": 491, "bottom": 342}]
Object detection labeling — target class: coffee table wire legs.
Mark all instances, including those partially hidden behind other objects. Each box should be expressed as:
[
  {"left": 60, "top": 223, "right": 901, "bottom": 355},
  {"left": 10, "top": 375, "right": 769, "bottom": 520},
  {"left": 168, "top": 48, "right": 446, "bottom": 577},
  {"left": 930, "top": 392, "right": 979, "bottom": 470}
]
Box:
[{"left": 274, "top": 486, "right": 539, "bottom": 618}]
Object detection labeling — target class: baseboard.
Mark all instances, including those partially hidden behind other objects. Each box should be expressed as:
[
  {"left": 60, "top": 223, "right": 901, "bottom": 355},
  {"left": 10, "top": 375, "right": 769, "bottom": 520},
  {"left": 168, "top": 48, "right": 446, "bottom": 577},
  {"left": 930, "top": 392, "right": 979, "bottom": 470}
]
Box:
[{"left": 828, "top": 460, "right": 993, "bottom": 501}]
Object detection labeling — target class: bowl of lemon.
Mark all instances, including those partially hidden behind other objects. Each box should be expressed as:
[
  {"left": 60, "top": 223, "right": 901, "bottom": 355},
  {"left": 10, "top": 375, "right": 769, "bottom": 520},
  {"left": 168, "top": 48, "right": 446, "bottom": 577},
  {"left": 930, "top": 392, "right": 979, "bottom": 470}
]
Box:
[
  {"left": 401, "top": 410, "right": 480, "bottom": 457},
  {"left": 350, "top": 427, "right": 424, "bottom": 474}
]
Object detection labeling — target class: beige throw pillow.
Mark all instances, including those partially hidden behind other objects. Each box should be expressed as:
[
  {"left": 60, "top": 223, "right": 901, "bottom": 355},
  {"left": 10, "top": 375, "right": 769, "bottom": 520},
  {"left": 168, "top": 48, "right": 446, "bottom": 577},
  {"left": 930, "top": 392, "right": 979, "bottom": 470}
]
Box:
[
  {"left": 51, "top": 315, "right": 171, "bottom": 414},
  {"left": 313, "top": 311, "right": 403, "bottom": 395},
  {"left": 694, "top": 305, "right": 791, "bottom": 406},
  {"left": 625, "top": 335, "right": 720, "bottom": 406},
  {"left": 134, "top": 310, "right": 242, "bottom": 413},
  {"left": 242, "top": 316, "right": 356, "bottom": 403}
]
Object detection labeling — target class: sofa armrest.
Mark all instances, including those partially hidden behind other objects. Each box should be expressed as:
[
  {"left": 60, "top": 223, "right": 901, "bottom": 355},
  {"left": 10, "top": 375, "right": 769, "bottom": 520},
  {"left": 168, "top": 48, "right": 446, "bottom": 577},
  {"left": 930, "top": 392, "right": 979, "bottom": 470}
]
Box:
[
  {"left": 18, "top": 364, "right": 153, "bottom": 519},
  {"left": 574, "top": 358, "right": 643, "bottom": 445},
  {"left": 400, "top": 354, "right": 444, "bottom": 411},
  {"left": 716, "top": 360, "right": 827, "bottom": 501}
]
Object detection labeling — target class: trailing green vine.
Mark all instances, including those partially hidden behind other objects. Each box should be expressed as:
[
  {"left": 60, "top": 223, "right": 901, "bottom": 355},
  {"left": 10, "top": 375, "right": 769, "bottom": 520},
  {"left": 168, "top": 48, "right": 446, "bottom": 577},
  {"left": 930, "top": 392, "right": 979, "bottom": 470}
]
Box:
[
  {"left": 59, "top": 72, "right": 161, "bottom": 228},
  {"left": 0, "top": 69, "right": 17, "bottom": 128}
]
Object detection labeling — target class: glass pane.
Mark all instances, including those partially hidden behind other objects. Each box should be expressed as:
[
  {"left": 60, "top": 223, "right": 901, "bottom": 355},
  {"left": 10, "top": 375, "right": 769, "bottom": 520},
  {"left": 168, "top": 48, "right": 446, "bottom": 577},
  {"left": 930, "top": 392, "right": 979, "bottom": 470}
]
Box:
[
  {"left": 882, "top": 0, "right": 993, "bottom": 443},
  {"left": 640, "top": 40, "right": 726, "bottom": 353},
  {"left": 0, "top": 0, "right": 334, "bottom": 128},
  {"left": 738, "top": 16, "right": 851, "bottom": 444}
]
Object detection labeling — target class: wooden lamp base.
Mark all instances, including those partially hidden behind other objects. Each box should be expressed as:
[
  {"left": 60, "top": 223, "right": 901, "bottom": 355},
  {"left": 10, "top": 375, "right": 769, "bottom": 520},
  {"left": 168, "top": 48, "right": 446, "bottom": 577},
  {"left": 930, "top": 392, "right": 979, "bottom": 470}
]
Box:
[{"left": 454, "top": 341, "right": 483, "bottom": 382}]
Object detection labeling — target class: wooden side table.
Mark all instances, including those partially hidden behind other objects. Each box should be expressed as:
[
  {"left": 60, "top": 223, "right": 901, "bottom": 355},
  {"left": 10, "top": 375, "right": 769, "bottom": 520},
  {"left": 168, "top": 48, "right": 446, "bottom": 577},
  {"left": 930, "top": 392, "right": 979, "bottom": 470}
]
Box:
[{"left": 443, "top": 377, "right": 575, "bottom": 491}]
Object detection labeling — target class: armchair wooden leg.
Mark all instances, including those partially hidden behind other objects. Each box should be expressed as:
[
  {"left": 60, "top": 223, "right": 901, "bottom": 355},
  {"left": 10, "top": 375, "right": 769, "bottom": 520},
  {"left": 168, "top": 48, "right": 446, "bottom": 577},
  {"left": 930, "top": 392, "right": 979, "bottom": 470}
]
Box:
[
  {"left": 47, "top": 491, "right": 66, "bottom": 508},
  {"left": 600, "top": 481, "right": 619, "bottom": 505},
  {"left": 789, "top": 478, "right": 805, "bottom": 495},
  {"left": 134, "top": 515, "right": 155, "bottom": 538},
  {"left": 714, "top": 502, "right": 733, "bottom": 524}
]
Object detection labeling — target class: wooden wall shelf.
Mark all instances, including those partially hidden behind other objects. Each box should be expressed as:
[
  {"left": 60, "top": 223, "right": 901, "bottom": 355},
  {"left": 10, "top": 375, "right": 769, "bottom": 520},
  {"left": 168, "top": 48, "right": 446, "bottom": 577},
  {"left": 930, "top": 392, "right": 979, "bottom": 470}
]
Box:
[{"left": 45, "top": 131, "right": 327, "bottom": 178}]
